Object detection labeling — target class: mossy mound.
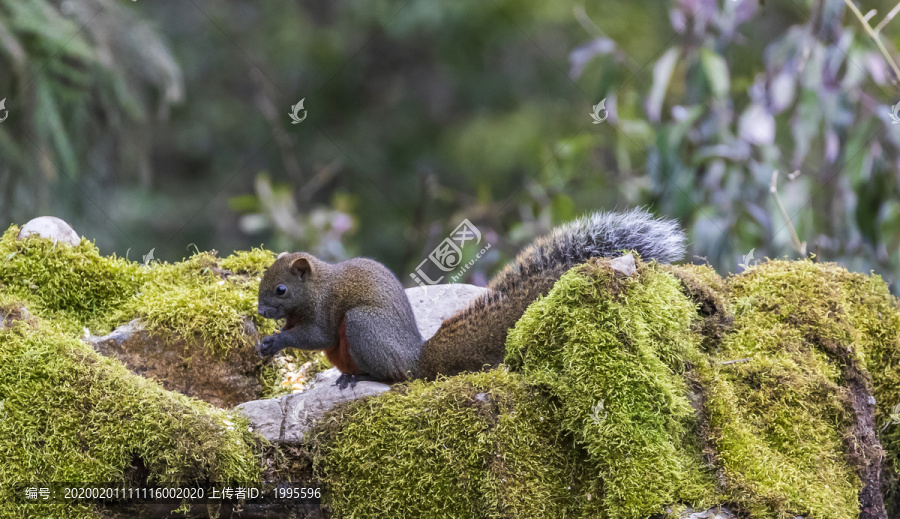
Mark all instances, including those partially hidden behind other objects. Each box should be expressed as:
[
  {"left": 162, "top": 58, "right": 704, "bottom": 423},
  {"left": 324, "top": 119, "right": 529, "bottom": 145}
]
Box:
[
  {"left": 0, "top": 226, "right": 143, "bottom": 334},
  {"left": 0, "top": 227, "right": 322, "bottom": 402},
  {"left": 0, "top": 227, "right": 278, "bottom": 356},
  {"left": 126, "top": 250, "right": 271, "bottom": 357},
  {"left": 314, "top": 369, "right": 592, "bottom": 518},
  {"left": 311, "top": 257, "right": 900, "bottom": 518},
  {"left": 0, "top": 296, "right": 262, "bottom": 519},
  {"left": 4, "top": 223, "right": 900, "bottom": 518},
  {"left": 668, "top": 259, "right": 900, "bottom": 518},
  {"left": 710, "top": 260, "right": 900, "bottom": 517},
  {"left": 690, "top": 261, "right": 868, "bottom": 517},
  {"left": 505, "top": 259, "right": 718, "bottom": 518}
]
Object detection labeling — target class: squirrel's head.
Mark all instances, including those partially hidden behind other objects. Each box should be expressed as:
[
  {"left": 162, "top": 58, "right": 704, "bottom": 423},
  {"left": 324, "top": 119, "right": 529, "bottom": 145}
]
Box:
[{"left": 257, "top": 251, "right": 323, "bottom": 329}]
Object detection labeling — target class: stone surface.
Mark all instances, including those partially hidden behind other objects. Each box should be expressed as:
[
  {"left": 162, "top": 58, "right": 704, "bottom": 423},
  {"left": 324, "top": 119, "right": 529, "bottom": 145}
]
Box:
[
  {"left": 237, "top": 367, "right": 391, "bottom": 443},
  {"left": 679, "top": 507, "right": 733, "bottom": 518},
  {"left": 609, "top": 252, "right": 637, "bottom": 277},
  {"left": 405, "top": 283, "right": 490, "bottom": 340},
  {"left": 234, "top": 397, "right": 284, "bottom": 441},
  {"left": 17, "top": 216, "right": 81, "bottom": 247},
  {"left": 84, "top": 318, "right": 266, "bottom": 408}
]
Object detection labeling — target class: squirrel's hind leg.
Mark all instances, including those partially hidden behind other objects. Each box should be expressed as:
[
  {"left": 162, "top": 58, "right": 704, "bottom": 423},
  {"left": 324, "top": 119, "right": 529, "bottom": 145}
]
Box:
[{"left": 343, "top": 306, "right": 422, "bottom": 383}]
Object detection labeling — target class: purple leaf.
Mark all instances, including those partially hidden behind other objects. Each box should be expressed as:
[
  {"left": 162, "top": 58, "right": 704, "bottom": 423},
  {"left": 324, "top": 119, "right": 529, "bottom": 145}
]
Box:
[
  {"left": 739, "top": 104, "right": 775, "bottom": 145},
  {"left": 825, "top": 130, "right": 839, "bottom": 164}
]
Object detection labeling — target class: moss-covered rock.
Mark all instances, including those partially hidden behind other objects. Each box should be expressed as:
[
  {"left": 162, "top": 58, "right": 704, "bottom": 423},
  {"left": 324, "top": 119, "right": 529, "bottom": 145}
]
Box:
[
  {"left": 667, "top": 259, "right": 900, "bottom": 518},
  {"left": 506, "top": 258, "right": 719, "bottom": 518},
  {"left": 709, "top": 260, "right": 899, "bottom": 518},
  {"left": 0, "top": 226, "right": 279, "bottom": 353},
  {"left": 4, "top": 222, "right": 900, "bottom": 518},
  {"left": 313, "top": 369, "right": 592, "bottom": 518},
  {"left": 0, "top": 226, "right": 143, "bottom": 334},
  {"left": 312, "top": 257, "right": 900, "bottom": 518},
  {"left": 0, "top": 295, "right": 262, "bottom": 519},
  {"left": 0, "top": 227, "right": 321, "bottom": 405}
]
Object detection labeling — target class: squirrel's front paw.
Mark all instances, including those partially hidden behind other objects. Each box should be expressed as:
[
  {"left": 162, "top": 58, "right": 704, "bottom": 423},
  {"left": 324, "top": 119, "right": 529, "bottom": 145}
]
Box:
[{"left": 257, "top": 334, "right": 282, "bottom": 357}]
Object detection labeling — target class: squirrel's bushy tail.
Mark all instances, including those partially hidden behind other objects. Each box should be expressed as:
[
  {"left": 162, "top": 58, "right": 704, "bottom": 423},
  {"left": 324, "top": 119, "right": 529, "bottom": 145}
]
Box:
[{"left": 414, "top": 209, "right": 686, "bottom": 379}]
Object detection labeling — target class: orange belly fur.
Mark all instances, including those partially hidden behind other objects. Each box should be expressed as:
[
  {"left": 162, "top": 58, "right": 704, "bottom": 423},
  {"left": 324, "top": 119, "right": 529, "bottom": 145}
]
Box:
[{"left": 323, "top": 315, "right": 360, "bottom": 375}]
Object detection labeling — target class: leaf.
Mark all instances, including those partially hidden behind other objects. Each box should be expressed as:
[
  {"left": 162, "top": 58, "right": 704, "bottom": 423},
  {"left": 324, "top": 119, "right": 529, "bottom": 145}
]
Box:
[
  {"left": 700, "top": 48, "right": 730, "bottom": 99},
  {"left": 738, "top": 104, "right": 775, "bottom": 146},
  {"left": 770, "top": 72, "right": 796, "bottom": 114},
  {"left": 646, "top": 47, "right": 679, "bottom": 122}
]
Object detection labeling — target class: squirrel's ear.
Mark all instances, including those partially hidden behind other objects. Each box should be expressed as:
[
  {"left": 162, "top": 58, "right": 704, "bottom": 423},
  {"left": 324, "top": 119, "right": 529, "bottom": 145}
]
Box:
[
  {"left": 290, "top": 257, "right": 312, "bottom": 279},
  {"left": 276, "top": 251, "right": 290, "bottom": 260}
]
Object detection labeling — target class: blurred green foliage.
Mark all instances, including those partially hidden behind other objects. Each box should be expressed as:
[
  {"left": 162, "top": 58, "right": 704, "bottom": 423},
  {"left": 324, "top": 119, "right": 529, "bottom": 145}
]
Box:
[{"left": 1, "top": 0, "right": 899, "bottom": 291}]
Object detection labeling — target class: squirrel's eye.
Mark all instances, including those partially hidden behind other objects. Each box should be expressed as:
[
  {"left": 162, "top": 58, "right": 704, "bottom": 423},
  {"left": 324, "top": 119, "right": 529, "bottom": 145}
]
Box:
[{"left": 275, "top": 285, "right": 287, "bottom": 296}]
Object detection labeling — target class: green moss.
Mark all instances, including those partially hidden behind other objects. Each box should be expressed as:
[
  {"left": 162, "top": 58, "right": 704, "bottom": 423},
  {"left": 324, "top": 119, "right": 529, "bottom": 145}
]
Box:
[
  {"left": 220, "top": 248, "right": 276, "bottom": 276},
  {"left": 5, "top": 223, "right": 900, "bottom": 517},
  {"left": 844, "top": 272, "right": 900, "bottom": 511},
  {"left": 313, "top": 258, "right": 900, "bottom": 518},
  {"left": 0, "top": 225, "right": 280, "bottom": 357},
  {"left": 122, "top": 257, "right": 273, "bottom": 356},
  {"left": 506, "top": 259, "right": 718, "bottom": 518},
  {"left": 315, "top": 370, "right": 590, "bottom": 518},
  {"left": 0, "top": 226, "right": 143, "bottom": 335},
  {"left": 698, "top": 259, "right": 893, "bottom": 518},
  {"left": 0, "top": 302, "right": 262, "bottom": 518}
]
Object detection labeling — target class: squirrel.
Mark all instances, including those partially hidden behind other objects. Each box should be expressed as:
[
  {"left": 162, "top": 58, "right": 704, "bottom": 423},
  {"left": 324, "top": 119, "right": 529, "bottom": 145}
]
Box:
[{"left": 256, "top": 209, "right": 685, "bottom": 388}]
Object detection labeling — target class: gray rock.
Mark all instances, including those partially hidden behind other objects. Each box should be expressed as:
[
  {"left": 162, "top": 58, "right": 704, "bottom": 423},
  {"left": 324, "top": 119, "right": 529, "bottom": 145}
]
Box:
[
  {"left": 83, "top": 319, "right": 145, "bottom": 346},
  {"left": 282, "top": 368, "right": 391, "bottom": 442},
  {"left": 609, "top": 252, "right": 636, "bottom": 277},
  {"left": 405, "top": 284, "right": 491, "bottom": 340},
  {"left": 675, "top": 506, "right": 796, "bottom": 519},
  {"left": 236, "top": 367, "right": 391, "bottom": 443},
  {"left": 234, "top": 398, "right": 284, "bottom": 441},
  {"left": 17, "top": 216, "right": 80, "bottom": 247}
]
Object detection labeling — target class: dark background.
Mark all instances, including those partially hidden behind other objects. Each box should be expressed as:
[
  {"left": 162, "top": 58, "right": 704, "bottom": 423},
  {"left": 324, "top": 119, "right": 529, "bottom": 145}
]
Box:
[{"left": 1, "top": 0, "right": 899, "bottom": 291}]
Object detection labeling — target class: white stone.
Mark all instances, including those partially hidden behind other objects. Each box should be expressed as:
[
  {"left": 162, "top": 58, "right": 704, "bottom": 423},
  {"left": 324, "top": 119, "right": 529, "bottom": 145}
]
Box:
[{"left": 17, "top": 216, "right": 80, "bottom": 247}]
